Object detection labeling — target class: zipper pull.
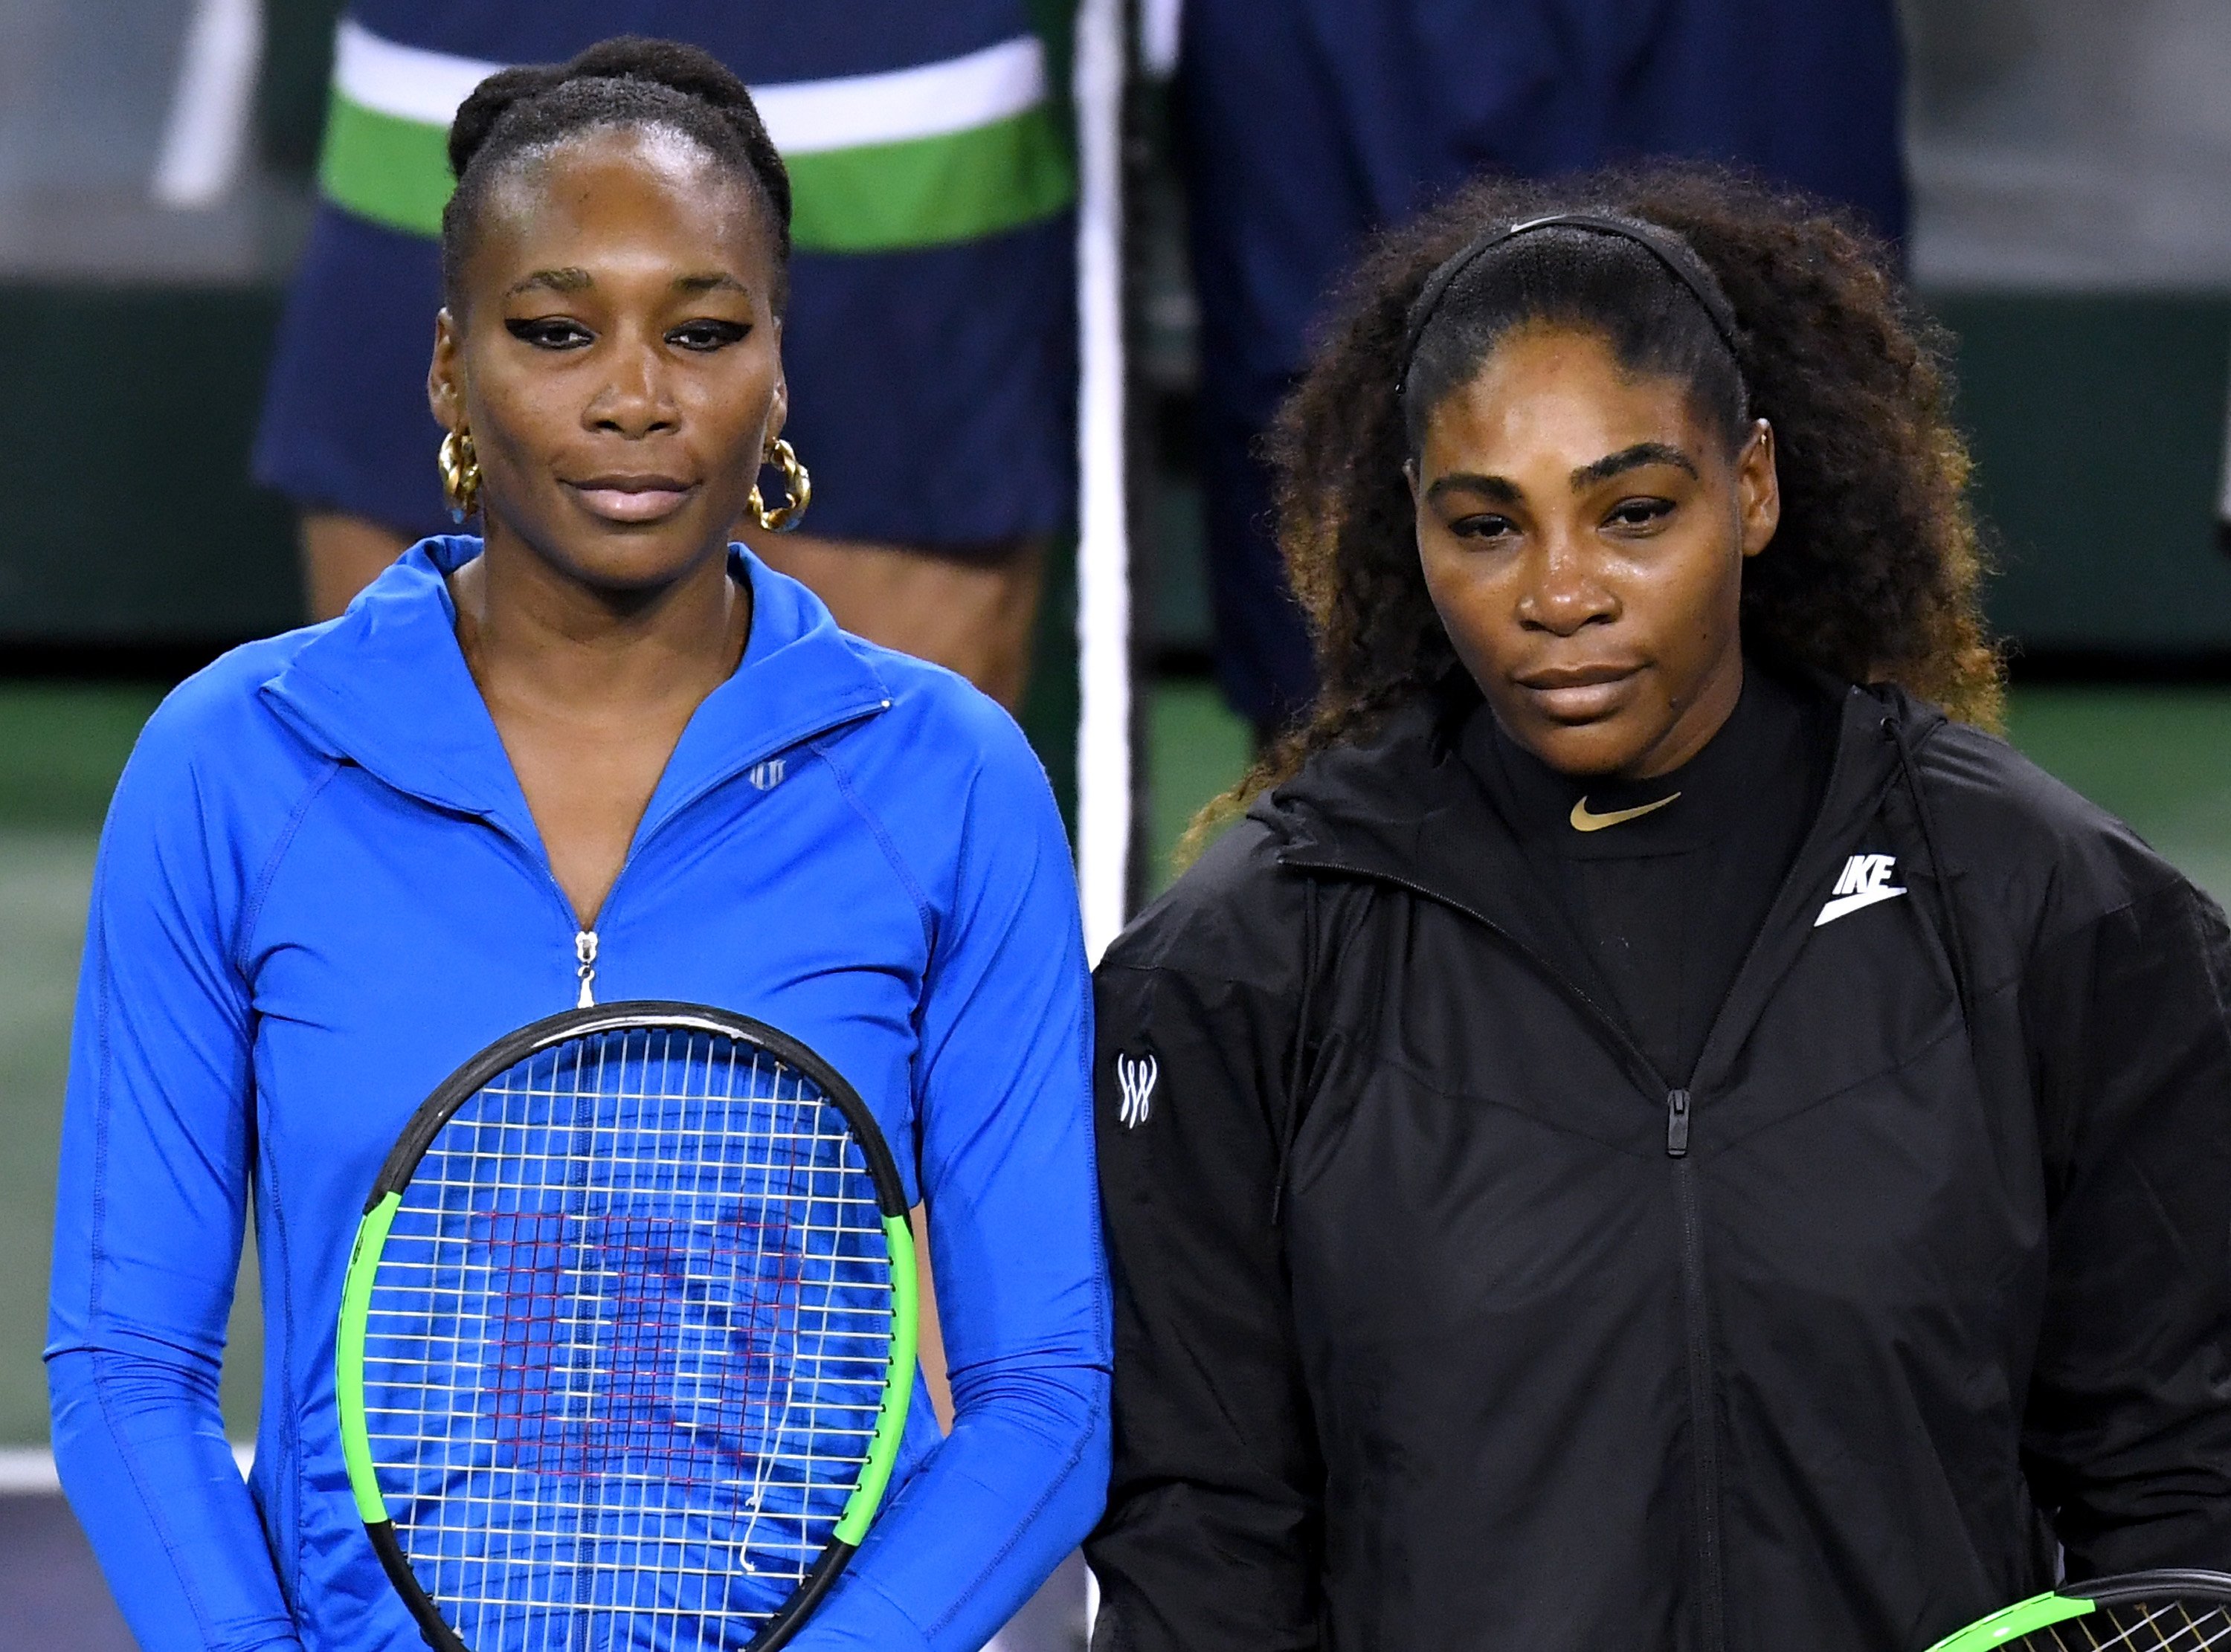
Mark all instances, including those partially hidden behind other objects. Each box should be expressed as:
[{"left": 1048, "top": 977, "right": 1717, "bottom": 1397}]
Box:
[
  {"left": 1666, "top": 1088, "right": 1691, "bottom": 1158},
  {"left": 575, "top": 930, "right": 599, "bottom": 1009}
]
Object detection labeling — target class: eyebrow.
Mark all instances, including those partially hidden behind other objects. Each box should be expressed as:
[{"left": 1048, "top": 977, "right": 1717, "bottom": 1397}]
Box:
[
  {"left": 1424, "top": 441, "right": 1702, "bottom": 509},
  {"left": 1571, "top": 442, "right": 1698, "bottom": 488},
  {"left": 501, "top": 269, "right": 751, "bottom": 298},
  {"left": 505, "top": 267, "right": 593, "bottom": 297},
  {"left": 1424, "top": 471, "right": 1522, "bottom": 506}
]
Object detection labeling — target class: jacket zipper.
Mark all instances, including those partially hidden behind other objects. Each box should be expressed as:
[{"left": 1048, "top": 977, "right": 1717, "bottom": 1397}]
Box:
[
  {"left": 474, "top": 697, "right": 895, "bottom": 1015},
  {"left": 574, "top": 929, "right": 598, "bottom": 1008},
  {"left": 1647, "top": 716, "right": 1881, "bottom": 1647},
  {"left": 1664, "top": 1085, "right": 1721, "bottom": 1644},
  {"left": 1273, "top": 691, "right": 1884, "bottom": 1651},
  {"left": 1278, "top": 859, "right": 1731, "bottom": 1649},
  {"left": 1673, "top": 1157, "right": 1725, "bottom": 1650}
]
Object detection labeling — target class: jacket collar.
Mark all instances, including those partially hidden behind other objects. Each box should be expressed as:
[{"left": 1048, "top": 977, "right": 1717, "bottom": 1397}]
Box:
[
  {"left": 1268, "top": 674, "right": 1940, "bottom": 1091},
  {"left": 260, "top": 536, "right": 893, "bottom": 845}
]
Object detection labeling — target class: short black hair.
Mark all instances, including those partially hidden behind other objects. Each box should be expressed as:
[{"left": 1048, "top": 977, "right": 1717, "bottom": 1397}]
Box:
[{"left": 440, "top": 36, "right": 792, "bottom": 311}]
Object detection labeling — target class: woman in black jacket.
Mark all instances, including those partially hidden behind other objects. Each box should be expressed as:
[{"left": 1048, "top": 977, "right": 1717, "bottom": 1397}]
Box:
[{"left": 1087, "top": 166, "right": 2231, "bottom": 1651}]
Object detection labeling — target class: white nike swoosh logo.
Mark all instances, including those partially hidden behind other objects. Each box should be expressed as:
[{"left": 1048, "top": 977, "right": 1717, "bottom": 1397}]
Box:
[
  {"left": 1814, "top": 885, "right": 1907, "bottom": 926},
  {"left": 1569, "top": 791, "right": 1681, "bottom": 832}
]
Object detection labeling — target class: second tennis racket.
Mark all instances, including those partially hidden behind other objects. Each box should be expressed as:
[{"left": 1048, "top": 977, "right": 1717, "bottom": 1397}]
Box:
[{"left": 1927, "top": 1569, "right": 2231, "bottom": 1650}]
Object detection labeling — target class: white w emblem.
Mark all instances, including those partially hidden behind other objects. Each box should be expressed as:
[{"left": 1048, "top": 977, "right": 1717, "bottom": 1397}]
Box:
[
  {"left": 1115, "top": 1051, "right": 1159, "bottom": 1130},
  {"left": 748, "top": 758, "right": 785, "bottom": 792}
]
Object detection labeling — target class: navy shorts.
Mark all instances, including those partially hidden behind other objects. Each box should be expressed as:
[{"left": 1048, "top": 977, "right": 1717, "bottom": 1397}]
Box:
[{"left": 255, "top": 1, "right": 1076, "bottom": 549}]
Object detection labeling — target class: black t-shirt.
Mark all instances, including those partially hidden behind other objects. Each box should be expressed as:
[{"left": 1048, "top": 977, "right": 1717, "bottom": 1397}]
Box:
[{"left": 1461, "top": 664, "right": 1836, "bottom": 1085}]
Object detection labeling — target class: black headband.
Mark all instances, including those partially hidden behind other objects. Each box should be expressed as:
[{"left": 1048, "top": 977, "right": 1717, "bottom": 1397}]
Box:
[{"left": 1399, "top": 212, "right": 1741, "bottom": 390}]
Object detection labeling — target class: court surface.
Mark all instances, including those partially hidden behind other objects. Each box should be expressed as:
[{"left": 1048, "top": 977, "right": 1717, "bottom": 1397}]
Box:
[{"left": 3, "top": 677, "right": 2226, "bottom": 1641}]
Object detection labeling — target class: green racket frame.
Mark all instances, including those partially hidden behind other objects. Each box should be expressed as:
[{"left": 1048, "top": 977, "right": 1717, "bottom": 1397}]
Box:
[
  {"left": 1927, "top": 1569, "right": 2231, "bottom": 1650},
  {"left": 334, "top": 1002, "right": 919, "bottom": 1652}
]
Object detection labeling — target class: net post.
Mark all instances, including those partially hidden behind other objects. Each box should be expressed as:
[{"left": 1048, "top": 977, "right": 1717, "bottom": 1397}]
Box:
[{"left": 1074, "top": 0, "right": 1133, "bottom": 964}]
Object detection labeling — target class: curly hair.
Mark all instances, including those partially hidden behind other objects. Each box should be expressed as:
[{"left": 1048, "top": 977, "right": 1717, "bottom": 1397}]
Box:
[
  {"left": 440, "top": 37, "right": 792, "bottom": 312},
  {"left": 1194, "top": 164, "right": 2000, "bottom": 850}
]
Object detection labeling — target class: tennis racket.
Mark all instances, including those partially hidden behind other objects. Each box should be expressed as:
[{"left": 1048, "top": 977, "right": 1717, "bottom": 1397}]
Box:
[
  {"left": 1927, "top": 1571, "right": 2231, "bottom": 1649},
  {"left": 334, "top": 1002, "right": 918, "bottom": 1651}
]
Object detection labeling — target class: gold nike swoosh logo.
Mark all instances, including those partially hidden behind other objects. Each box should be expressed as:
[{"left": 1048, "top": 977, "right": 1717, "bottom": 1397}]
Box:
[{"left": 1569, "top": 791, "right": 1682, "bottom": 832}]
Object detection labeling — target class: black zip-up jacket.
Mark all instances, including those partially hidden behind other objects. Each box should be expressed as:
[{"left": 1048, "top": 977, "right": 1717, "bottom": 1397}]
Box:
[{"left": 1086, "top": 683, "right": 2231, "bottom": 1651}]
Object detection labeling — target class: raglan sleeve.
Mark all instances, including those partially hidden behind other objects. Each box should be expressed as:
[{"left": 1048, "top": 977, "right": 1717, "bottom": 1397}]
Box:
[
  {"left": 1086, "top": 847, "right": 1324, "bottom": 1652},
  {"left": 2019, "top": 868, "right": 2231, "bottom": 1576},
  {"left": 791, "top": 706, "right": 1110, "bottom": 1652},
  {"left": 45, "top": 698, "right": 304, "bottom": 1650}
]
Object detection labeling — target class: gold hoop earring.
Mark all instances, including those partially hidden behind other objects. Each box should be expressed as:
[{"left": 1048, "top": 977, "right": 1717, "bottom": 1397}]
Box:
[
  {"left": 748, "top": 437, "right": 811, "bottom": 532},
  {"left": 439, "top": 427, "right": 482, "bottom": 523}
]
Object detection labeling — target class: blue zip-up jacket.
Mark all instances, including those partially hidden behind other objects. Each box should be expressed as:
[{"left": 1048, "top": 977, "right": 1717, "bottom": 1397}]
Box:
[{"left": 46, "top": 538, "right": 1111, "bottom": 1652}]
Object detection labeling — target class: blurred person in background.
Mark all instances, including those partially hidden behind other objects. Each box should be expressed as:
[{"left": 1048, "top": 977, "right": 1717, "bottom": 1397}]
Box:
[
  {"left": 1172, "top": 0, "right": 1909, "bottom": 736},
  {"left": 256, "top": 0, "right": 1075, "bottom": 709}
]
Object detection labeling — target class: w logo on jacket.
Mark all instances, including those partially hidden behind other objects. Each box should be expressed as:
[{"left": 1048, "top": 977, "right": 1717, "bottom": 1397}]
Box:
[{"left": 1116, "top": 1051, "right": 1159, "bottom": 1129}]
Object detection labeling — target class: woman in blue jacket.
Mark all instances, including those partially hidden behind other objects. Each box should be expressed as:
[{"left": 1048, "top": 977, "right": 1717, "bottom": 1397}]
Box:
[{"left": 46, "top": 39, "right": 1108, "bottom": 1652}]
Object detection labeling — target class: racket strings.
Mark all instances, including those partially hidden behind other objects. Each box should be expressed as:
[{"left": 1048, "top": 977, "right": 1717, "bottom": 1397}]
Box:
[
  {"left": 477, "top": 1206, "right": 805, "bottom": 1488},
  {"left": 2038, "top": 1600, "right": 2231, "bottom": 1650},
  {"left": 359, "top": 1025, "right": 899, "bottom": 1649}
]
